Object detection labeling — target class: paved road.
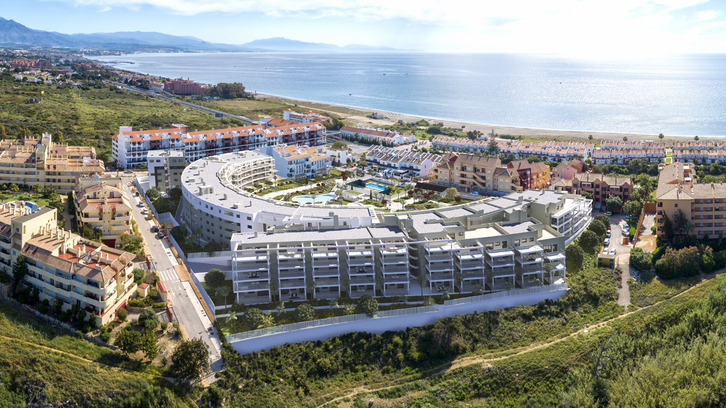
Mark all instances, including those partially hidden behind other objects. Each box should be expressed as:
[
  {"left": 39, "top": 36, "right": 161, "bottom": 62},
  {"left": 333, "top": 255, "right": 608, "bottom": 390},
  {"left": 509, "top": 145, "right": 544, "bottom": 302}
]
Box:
[{"left": 118, "top": 176, "right": 223, "bottom": 374}]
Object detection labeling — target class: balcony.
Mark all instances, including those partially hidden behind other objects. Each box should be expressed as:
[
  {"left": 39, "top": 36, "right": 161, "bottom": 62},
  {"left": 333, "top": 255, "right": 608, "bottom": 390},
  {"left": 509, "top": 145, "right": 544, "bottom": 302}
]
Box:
[
  {"left": 235, "top": 280, "right": 270, "bottom": 292},
  {"left": 235, "top": 271, "right": 269, "bottom": 281}
]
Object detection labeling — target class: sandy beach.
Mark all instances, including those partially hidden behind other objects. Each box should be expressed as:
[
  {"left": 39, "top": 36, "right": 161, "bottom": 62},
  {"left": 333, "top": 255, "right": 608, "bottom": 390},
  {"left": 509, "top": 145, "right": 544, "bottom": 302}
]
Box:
[{"left": 259, "top": 94, "right": 697, "bottom": 144}]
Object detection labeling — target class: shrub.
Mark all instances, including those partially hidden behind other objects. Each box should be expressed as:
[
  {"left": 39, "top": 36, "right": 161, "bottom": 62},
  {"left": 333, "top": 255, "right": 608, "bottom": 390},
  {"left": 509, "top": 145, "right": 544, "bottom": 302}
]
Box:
[
  {"left": 295, "top": 304, "right": 316, "bottom": 322},
  {"left": 58, "top": 311, "right": 69, "bottom": 322},
  {"left": 38, "top": 303, "right": 49, "bottom": 314},
  {"left": 138, "top": 308, "right": 160, "bottom": 331},
  {"left": 82, "top": 324, "right": 91, "bottom": 333},
  {"left": 204, "top": 269, "right": 226, "bottom": 288},
  {"left": 630, "top": 248, "right": 653, "bottom": 272},
  {"left": 153, "top": 302, "right": 166, "bottom": 309},
  {"left": 356, "top": 295, "right": 379, "bottom": 317},
  {"left": 655, "top": 246, "right": 701, "bottom": 279},
  {"left": 101, "top": 332, "right": 112, "bottom": 343},
  {"left": 117, "top": 307, "right": 128, "bottom": 321},
  {"left": 242, "top": 308, "right": 265, "bottom": 329},
  {"left": 651, "top": 246, "right": 667, "bottom": 265},
  {"left": 587, "top": 219, "right": 608, "bottom": 238},
  {"left": 161, "top": 322, "right": 168, "bottom": 331},
  {"left": 75, "top": 330, "right": 84, "bottom": 339}
]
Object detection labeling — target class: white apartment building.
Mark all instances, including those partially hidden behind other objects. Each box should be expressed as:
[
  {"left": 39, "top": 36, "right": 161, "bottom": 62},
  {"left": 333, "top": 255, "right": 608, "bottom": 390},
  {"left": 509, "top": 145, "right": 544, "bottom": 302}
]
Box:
[
  {"left": 180, "top": 152, "right": 374, "bottom": 245},
  {"left": 261, "top": 144, "right": 331, "bottom": 180},
  {"left": 340, "top": 126, "right": 416, "bottom": 146},
  {"left": 112, "top": 122, "right": 326, "bottom": 169},
  {"left": 365, "top": 145, "right": 443, "bottom": 178},
  {"left": 283, "top": 110, "right": 331, "bottom": 123},
  {"left": 148, "top": 150, "right": 185, "bottom": 191},
  {"left": 229, "top": 189, "right": 590, "bottom": 304}
]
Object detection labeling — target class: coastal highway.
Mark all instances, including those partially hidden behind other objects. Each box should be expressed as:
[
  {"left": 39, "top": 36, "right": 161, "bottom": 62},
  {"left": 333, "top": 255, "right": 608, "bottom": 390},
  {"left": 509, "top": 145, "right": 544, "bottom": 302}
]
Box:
[{"left": 112, "top": 81, "right": 254, "bottom": 125}]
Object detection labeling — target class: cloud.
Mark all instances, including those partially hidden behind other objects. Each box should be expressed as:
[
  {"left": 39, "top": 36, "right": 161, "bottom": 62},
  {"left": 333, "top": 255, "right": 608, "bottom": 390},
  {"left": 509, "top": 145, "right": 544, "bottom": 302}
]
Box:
[{"left": 48, "top": 0, "right": 726, "bottom": 54}]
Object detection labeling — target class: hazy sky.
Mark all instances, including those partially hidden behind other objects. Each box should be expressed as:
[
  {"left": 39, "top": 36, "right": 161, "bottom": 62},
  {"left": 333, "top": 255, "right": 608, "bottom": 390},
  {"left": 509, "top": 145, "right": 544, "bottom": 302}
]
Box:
[{"left": 4, "top": 0, "right": 726, "bottom": 55}]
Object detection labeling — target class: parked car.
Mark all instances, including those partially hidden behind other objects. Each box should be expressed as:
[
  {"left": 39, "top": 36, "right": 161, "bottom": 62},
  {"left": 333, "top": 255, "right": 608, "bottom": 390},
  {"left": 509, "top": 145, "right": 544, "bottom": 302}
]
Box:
[
  {"left": 604, "top": 211, "right": 612, "bottom": 216},
  {"left": 622, "top": 228, "right": 629, "bottom": 236},
  {"left": 124, "top": 170, "right": 134, "bottom": 174},
  {"left": 606, "top": 231, "right": 611, "bottom": 238},
  {"left": 609, "top": 248, "right": 616, "bottom": 255},
  {"left": 604, "top": 238, "right": 610, "bottom": 247}
]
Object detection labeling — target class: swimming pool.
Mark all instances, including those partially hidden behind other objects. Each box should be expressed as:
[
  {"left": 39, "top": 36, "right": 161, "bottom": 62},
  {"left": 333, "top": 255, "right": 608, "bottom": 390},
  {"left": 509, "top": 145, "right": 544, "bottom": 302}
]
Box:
[
  {"left": 366, "top": 182, "right": 390, "bottom": 191},
  {"left": 292, "top": 193, "right": 337, "bottom": 203}
]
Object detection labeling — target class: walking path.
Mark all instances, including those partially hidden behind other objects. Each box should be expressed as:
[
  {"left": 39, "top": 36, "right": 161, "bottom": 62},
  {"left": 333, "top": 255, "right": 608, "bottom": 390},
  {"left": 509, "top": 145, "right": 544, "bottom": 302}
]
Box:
[{"left": 317, "top": 275, "right": 707, "bottom": 407}]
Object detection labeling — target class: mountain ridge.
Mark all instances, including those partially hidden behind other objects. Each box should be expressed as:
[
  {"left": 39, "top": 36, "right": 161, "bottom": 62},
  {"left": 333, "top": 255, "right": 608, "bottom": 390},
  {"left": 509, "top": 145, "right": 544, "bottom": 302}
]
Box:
[{"left": 0, "top": 17, "right": 398, "bottom": 53}]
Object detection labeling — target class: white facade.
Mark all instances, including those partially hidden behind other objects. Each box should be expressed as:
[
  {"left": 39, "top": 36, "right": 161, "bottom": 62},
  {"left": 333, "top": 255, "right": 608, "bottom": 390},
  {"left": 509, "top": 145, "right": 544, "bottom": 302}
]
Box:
[
  {"left": 180, "top": 152, "right": 374, "bottom": 245},
  {"left": 112, "top": 122, "right": 326, "bottom": 169},
  {"left": 229, "top": 189, "right": 591, "bottom": 304},
  {"left": 148, "top": 150, "right": 185, "bottom": 191}
]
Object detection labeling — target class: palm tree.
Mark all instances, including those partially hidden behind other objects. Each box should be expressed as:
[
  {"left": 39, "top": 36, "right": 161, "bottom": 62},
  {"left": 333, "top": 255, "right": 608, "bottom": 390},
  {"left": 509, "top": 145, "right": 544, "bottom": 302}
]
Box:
[
  {"left": 658, "top": 133, "right": 664, "bottom": 141},
  {"left": 416, "top": 273, "right": 427, "bottom": 296},
  {"left": 215, "top": 286, "right": 230, "bottom": 307}
]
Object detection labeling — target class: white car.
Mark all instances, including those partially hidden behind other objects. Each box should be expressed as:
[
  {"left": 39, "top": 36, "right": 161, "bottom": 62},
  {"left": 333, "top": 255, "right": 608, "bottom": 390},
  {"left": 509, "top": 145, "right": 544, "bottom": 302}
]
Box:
[
  {"left": 604, "top": 238, "right": 610, "bottom": 247},
  {"left": 609, "top": 248, "right": 616, "bottom": 255}
]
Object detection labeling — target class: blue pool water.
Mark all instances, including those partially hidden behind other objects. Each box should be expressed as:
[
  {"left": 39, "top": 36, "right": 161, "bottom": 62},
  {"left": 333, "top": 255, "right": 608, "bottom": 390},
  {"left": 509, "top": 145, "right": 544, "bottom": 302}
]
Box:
[
  {"left": 292, "top": 194, "right": 337, "bottom": 203},
  {"left": 366, "top": 182, "right": 389, "bottom": 191}
]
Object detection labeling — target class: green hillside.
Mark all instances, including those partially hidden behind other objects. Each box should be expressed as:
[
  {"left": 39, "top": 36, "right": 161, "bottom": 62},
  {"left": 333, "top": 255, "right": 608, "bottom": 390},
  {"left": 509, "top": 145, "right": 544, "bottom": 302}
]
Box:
[{"left": 0, "top": 300, "right": 188, "bottom": 407}]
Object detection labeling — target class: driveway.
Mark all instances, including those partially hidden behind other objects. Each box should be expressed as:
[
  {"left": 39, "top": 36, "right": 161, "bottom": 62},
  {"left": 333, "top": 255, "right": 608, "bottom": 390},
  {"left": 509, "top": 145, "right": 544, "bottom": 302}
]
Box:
[{"left": 602, "top": 214, "right": 632, "bottom": 306}]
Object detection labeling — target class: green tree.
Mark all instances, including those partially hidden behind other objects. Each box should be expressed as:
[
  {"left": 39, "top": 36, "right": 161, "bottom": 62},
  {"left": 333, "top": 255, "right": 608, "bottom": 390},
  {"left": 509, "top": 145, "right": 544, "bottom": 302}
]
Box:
[
  {"left": 204, "top": 269, "right": 226, "bottom": 288},
  {"left": 215, "top": 285, "right": 230, "bottom": 306},
  {"left": 605, "top": 195, "right": 623, "bottom": 213},
  {"left": 206, "top": 82, "right": 248, "bottom": 99},
  {"left": 487, "top": 139, "right": 500, "bottom": 156},
  {"left": 578, "top": 230, "right": 601, "bottom": 254},
  {"left": 356, "top": 295, "right": 379, "bottom": 317},
  {"left": 8, "top": 184, "right": 19, "bottom": 193},
  {"left": 295, "top": 303, "right": 316, "bottom": 322},
  {"left": 168, "top": 187, "right": 182, "bottom": 200},
  {"left": 146, "top": 188, "right": 160, "bottom": 201},
  {"left": 330, "top": 140, "right": 347, "bottom": 150},
  {"left": 172, "top": 338, "right": 210, "bottom": 384},
  {"left": 587, "top": 219, "right": 608, "bottom": 238},
  {"left": 138, "top": 308, "right": 159, "bottom": 331},
  {"left": 445, "top": 187, "right": 459, "bottom": 199},
  {"left": 623, "top": 200, "right": 643, "bottom": 221},
  {"left": 116, "top": 328, "right": 142, "bottom": 355},
  {"left": 242, "top": 308, "right": 265, "bottom": 329},
  {"left": 141, "top": 328, "right": 158, "bottom": 361},
  {"left": 629, "top": 248, "right": 653, "bottom": 272},
  {"left": 593, "top": 214, "right": 611, "bottom": 227},
  {"left": 203, "top": 240, "right": 223, "bottom": 257},
  {"left": 565, "top": 244, "right": 585, "bottom": 273},
  {"left": 658, "top": 133, "right": 664, "bottom": 140},
  {"left": 0, "top": 124, "right": 6, "bottom": 140},
  {"left": 11, "top": 255, "right": 27, "bottom": 295}
]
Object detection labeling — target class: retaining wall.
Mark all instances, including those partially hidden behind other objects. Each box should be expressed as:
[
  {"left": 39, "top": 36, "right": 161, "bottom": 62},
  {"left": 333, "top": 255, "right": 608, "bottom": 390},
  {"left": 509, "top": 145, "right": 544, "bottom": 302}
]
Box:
[{"left": 229, "top": 284, "right": 567, "bottom": 355}]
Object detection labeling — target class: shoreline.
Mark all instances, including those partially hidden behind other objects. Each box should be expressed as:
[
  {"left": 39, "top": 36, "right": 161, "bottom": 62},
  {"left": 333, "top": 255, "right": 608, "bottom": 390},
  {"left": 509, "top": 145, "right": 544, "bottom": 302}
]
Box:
[
  {"left": 255, "top": 93, "right": 699, "bottom": 143},
  {"left": 100, "top": 61, "right": 703, "bottom": 143}
]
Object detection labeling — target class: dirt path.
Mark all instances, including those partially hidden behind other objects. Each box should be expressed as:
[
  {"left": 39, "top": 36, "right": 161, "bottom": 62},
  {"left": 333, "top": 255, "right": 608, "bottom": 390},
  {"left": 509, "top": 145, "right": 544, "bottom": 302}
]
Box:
[
  {"left": 318, "top": 279, "right": 706, "bottom": 407},
  {"left": 0, "top": 334, "right": 165, "bottom": 378}
]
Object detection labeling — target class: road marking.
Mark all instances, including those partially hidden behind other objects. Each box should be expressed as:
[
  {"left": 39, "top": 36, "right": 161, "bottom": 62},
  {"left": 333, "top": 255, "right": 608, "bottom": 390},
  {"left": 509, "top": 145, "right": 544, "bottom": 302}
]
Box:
[{"left": 158, "top": 268, "right": 180, "bottom": 282}]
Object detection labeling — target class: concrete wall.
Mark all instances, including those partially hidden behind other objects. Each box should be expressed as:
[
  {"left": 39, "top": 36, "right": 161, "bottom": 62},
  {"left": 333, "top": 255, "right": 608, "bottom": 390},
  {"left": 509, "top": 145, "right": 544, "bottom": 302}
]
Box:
[{"left": 229, "top": 284, "right": 567, "bottom": 355}]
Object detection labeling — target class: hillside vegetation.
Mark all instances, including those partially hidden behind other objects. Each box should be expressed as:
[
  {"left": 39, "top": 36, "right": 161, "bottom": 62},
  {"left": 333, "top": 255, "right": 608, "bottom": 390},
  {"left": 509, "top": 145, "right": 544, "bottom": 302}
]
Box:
[{"left": 0, "top": 300, "right": 188, "bottom": 407}]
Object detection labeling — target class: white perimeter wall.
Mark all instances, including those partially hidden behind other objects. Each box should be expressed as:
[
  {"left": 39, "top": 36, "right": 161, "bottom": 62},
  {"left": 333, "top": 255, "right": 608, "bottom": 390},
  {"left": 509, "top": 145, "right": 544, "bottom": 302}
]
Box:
[{"left": 229, "top": 284, "right": 567, "bottom": 355}]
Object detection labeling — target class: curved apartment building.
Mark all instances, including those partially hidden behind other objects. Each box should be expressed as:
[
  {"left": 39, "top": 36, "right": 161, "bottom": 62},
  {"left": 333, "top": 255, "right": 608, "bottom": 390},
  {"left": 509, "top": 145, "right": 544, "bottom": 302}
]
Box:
[
  {"left": 180, "top": 151, "right": 375, "bottom": 244},
  {"left": 177, "top": 151, "right": 592, "bottom": 305}
]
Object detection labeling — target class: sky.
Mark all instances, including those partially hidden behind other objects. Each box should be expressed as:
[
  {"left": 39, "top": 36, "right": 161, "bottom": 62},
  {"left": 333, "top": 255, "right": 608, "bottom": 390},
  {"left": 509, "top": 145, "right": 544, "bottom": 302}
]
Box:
[{"left": 3, "top": 0, "right": 726, "bottom": 56}]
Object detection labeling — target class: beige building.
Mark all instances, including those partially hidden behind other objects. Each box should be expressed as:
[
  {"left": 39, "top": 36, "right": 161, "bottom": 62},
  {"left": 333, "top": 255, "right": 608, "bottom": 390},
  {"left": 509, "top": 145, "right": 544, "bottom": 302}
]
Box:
[
  {"left": 0, "top": 201, "right": 136, "bottom": 325},
  {"left": 655, "top": 162, "right": 725, "bottom": 240},
  {"left": 432, "top": 153, "right": 521, "bottom": 196},
  {"left": 74, "top": 182, "right": 133, "bottom": 246},
  {"left": 0, "top": 133, "right": 104, "bottom": 193}
]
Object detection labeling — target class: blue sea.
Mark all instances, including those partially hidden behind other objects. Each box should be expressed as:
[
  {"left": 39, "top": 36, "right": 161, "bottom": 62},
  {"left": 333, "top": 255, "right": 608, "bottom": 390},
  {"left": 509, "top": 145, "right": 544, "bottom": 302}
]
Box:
[{"left": 92, "top": 52, "right": 726, "bottom": 136}]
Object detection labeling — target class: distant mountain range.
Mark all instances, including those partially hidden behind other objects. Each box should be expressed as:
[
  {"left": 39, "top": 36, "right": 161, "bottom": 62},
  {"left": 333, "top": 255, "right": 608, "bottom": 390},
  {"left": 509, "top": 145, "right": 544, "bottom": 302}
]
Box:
[{"left": 0, "top": 17, "right": 397, "bottom": 53}]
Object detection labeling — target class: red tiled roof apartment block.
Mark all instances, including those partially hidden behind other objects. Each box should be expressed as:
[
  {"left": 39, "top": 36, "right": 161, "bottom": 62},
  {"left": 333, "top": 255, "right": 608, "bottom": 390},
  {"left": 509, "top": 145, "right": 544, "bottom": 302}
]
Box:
[{"left": 112, "top": 122, "right": 326, "bottom": 169}]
